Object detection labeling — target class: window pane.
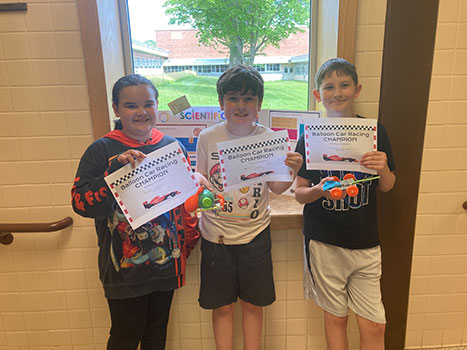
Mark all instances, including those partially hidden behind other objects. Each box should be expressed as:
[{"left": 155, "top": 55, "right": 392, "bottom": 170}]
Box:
[{"left": 127, "top": 0, "right": 311, "bottom": 111}]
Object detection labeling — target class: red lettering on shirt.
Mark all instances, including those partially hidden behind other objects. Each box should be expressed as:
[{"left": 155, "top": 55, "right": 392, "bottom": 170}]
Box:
[
  {"left": 85, "top": 191, "right": 94, "bottom": 206},
  {"left": 99, "top": 187, "right": 107, "bottom": 198},
  {"left": 93, "top": 187, "right": 107, "bottom": 202},
  {"left": 73, "top": 193, "right": 85, "bottom": 211}
]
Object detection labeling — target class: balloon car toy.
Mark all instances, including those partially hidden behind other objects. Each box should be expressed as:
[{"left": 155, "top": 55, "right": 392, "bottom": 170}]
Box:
[
  {"left": 184, "top": 187, "right": 225, "bottom": 216},
  {"left": 322, "top": 174, "right": 380, "bottom": 199}
]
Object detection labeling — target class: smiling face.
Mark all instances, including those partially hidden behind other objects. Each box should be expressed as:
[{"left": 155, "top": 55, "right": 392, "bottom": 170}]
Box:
[
  {"left": 220, "top": 90, "right": 262, "bottom": 136},
  {"left": 112, "top": 84, "right": 158, "bottom": 142},
  {"left": 313, "top": 71, "right": 362, "bottom": 118}
]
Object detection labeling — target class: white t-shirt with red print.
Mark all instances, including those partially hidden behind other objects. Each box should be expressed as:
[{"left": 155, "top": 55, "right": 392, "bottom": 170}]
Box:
[{"left": 196, "top": 122, "right": 272, "bottom": 245}]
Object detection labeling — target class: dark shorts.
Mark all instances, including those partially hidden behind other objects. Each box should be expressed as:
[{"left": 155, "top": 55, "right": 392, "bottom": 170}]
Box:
[{"left": 198, "top": 226, "right": 275, "bottom": 309}]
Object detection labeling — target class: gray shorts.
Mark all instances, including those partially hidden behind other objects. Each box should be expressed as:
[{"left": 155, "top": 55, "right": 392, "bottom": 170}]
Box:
[{"left": 304, "top": 239, "right": 386, "bottom": 324}]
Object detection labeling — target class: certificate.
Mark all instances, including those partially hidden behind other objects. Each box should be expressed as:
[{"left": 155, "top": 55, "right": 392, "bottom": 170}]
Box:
[
  {"left": 217, "top": 130, "right": 293, "bottom": 191},
  {"left": 304, "top": 118, "right": 377, "bottom": 174},
  {"left": 105, "top": 142, "right": 199, "bottom": 229},
  {"left": 268, "top": 109, "right": 321, "bottom": 142}
]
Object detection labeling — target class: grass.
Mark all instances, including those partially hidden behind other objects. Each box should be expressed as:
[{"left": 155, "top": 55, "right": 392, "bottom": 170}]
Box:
[{"left": 147, "top": 72, "right": 309, "bottom": 111}]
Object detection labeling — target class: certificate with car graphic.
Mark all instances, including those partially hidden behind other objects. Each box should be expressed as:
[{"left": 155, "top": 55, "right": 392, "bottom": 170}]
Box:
[
  {"left": 304, "top": 117, "right": 377, "bottom": 174},
  {"left": 105, "top": 142, "right": 199, "bottom": 230},
  {"left": 217, "top": 130, "right": 293, "bottom": 191}
]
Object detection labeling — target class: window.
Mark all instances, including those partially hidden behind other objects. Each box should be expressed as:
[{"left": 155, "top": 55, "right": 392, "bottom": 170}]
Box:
[
  {"left": 124, "top": 0, "right": 314, "bottom": 111},
  {"left": 254, "top": 64, "right": 266, "bottom": 72},
  {"left": 78, "top": 0, "right": 356, "bottom": 139},
  {"left": 265, "top": 64, "right": 280, "bottom": 72}
]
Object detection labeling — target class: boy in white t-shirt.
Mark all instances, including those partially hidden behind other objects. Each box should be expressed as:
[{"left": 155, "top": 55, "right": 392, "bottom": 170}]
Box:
[{"left": 196, "top": 64, "right": 302, "bottom": 350}]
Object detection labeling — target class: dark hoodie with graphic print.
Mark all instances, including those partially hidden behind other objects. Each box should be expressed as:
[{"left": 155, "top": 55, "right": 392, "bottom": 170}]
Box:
[{"left": 71, "top": 128, "right": 199, "bottom": 300}]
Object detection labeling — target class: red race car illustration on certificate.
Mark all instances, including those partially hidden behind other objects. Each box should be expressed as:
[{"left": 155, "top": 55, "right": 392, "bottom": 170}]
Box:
[
  {"left": 322, "top": 154, "right": 358, "bottom": 163},
  {"left": 240, "top": 170, "right": 275, "bottom": 181},
  {"left": 143, "top": 191, "right": 180, "bottom": 209}
]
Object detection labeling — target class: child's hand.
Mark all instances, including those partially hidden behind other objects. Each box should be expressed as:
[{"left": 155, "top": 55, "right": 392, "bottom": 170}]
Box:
[
  {"left": 316, "top": 177, "right": 345, "bottom": 200},
  {"left": 117, "top": 150, "right": 146, "bottom": 168},
  {"left": 360, "top": 151, "right": 390, "bottom": 174},
  {"left": 193, "top": 172, "right": 212, "bottom": 191},
  {"left": 284, "top": 152, "right": 303, "bottom": 175}
]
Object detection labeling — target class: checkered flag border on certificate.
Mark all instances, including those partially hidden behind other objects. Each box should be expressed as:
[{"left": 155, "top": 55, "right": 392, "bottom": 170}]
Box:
[
  {"left": 220, "top": 137, "right": 288, "bottom": 155},
  {"left": 306, "top": 124, "right": 376, "bottom": 132},
  {"left": 111, "top": 149, "right": 179, "bottom": 187}
]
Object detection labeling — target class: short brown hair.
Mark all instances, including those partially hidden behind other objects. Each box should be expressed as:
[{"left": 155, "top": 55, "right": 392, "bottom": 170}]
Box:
[
  {"left": 315, "top": 58, "right": 358, "bottom": 89},
  {"left": 217, "top": 64, "right": 264, "bottom": 103}
]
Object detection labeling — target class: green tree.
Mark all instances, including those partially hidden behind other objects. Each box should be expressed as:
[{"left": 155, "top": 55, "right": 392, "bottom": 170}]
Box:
[
  {"left": 144, "top": 40, "right": 157, "bottom": 47},
  {"left": 163, "top": 0, "right": 309, "bottom": 66}
]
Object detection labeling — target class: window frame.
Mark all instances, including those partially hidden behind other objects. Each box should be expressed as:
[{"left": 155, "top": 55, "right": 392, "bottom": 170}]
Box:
[{"left": 77, "top": 0, "right": 357, "bottom": 140}]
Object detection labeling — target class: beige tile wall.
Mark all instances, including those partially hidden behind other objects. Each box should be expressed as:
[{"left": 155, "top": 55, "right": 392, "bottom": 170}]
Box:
[
  {"left": 405, "top": 0, "right": 467, "bottom": 349},
  {"left": 0, "top": 0, "right": 432, "bottom": 350},
  {"left": 0, "top": 0, "right": 100, "bottom": 349},
  {"left": 354, "top": 0, "right": 387, "bottom": 120}
]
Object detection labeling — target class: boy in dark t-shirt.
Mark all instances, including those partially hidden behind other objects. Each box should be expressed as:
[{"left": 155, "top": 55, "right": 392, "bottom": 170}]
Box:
[{"left": 295, "top": 58, "right": 396, "bottom": 350}]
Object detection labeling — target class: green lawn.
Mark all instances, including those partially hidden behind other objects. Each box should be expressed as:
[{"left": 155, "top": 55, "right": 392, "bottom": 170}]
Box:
[{"left": 148, "top": 73, "right": 309, "bottom": 111}]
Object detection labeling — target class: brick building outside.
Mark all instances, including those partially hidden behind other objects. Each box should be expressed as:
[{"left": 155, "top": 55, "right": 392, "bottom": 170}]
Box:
[{"left": 132, "top": 28, "right": 310, "bottom": 81}]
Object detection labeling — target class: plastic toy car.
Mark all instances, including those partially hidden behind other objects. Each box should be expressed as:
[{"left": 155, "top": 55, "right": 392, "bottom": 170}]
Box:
[
  {"left": 323, "top": 154, "right": 358, "bottom": 162},
  {"left": 143, "top": 191, "right": 180, "bottom": 209},
  {"left": 184, "top": 187, "right": 225, "bottom": 216},
  {"left": 322, "top": 174, "right": 380, "bottom": 199},
  {"left": 240, "top": 170, "right": 274, "bottom": 181}
]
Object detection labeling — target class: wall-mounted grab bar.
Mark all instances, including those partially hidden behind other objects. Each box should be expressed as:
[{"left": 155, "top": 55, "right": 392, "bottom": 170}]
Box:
[
  {"left": 0, "top": 217, "right": 73, "bottom": 245},
  {"left": 0, "top": 3, "right": 27, "bottom": 12}
]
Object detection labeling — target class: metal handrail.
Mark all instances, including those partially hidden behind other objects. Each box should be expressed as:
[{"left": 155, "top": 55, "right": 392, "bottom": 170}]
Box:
[{"left": 0, "top": 217, "right": 73, "bottom": 245}]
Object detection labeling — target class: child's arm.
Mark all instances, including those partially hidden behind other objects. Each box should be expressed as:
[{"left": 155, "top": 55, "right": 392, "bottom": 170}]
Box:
[
  {"left": 267, "top": 152, "right": 303, "bottom": 195},
  {"left": 194, "top": 131, "right": 212, "bottom": 190},
  {"left": 71, "top": 147, "right": 145, "bottom": 219},
  {"left": 360, "top": 151, "right": 396, "bottom": 192},
  {"left": 193, "top": 171, "right": 211, "bottom": 190},
  {"left": 181, "top": 205, "right": 200, "bottom": 258},
  {"left": 294, "top": 175, "right": 345, "bottom": 204}
]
